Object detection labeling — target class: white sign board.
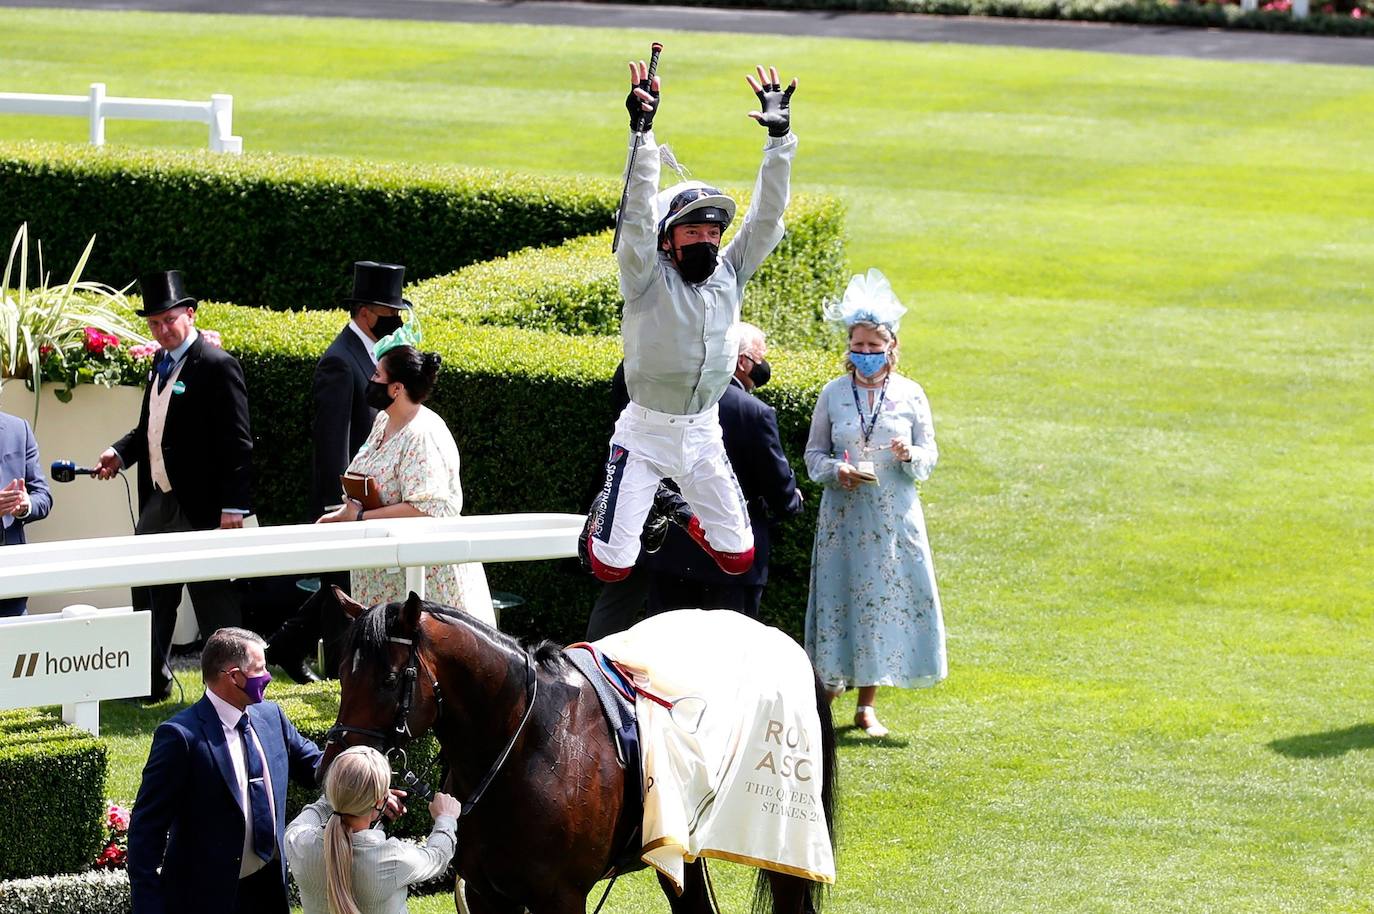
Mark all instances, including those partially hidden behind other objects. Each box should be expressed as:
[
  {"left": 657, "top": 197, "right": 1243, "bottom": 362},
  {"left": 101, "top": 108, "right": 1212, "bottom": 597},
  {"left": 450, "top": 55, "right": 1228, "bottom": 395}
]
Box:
[{"left": 0, "top": 606, "right": 149, "bottom": 710}]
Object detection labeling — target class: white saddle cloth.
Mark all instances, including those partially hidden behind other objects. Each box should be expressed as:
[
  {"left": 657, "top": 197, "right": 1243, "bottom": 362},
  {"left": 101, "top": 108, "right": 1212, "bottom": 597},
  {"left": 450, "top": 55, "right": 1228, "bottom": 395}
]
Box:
[{"left": 594, "top": 609, "right": 836, "bottom": 892}]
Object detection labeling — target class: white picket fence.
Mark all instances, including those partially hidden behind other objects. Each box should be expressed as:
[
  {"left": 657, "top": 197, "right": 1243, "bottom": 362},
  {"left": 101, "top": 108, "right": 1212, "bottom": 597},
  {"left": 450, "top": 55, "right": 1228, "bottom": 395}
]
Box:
[{"left": 0, "top": 82, "right": 242, "bottom": 153}]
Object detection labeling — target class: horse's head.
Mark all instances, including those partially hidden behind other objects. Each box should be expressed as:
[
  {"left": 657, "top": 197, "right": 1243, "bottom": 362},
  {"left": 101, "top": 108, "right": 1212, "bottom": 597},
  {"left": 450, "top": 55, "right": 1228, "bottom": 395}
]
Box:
[{"left": 320, "top": 589, "right": 444, "bottom": 779}]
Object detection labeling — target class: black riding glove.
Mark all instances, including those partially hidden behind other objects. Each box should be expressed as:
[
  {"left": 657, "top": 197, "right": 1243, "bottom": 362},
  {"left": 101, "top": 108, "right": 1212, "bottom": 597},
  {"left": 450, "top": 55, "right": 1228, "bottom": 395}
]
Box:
[
  {"left": 752, "top": 81, "right": 795, "bottom": 138},
  {"left": 626, "top": 80, "right": 660, "bottom": 133}
]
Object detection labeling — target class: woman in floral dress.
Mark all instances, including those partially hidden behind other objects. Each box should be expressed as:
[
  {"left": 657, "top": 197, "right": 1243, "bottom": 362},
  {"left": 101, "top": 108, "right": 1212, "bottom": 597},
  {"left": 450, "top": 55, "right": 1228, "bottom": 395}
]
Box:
[
  {"left": 318, "top": 342, "right": 493, "bottom": 626},
  {"left": 803, "top": 269, "right": 946, "bottom": 738}
]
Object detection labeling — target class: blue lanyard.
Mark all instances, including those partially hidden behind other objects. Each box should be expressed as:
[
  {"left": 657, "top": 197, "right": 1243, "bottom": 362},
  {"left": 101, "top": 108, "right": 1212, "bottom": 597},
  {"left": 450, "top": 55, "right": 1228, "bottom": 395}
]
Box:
[{"left": 850, "top": 376, "right": 889, "bottom": 450}]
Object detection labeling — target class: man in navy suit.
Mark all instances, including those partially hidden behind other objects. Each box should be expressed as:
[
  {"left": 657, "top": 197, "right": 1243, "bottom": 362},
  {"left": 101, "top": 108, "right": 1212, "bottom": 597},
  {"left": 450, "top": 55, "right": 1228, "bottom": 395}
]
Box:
[
  {"left": 127, "top": 627, "right": 323, "bottom": 914},
  {"left": 643, "top": 323, "right": 804, "bottom": 620},
  {"left": 0, "top": 410, "right": 53, "bottom": 615}
]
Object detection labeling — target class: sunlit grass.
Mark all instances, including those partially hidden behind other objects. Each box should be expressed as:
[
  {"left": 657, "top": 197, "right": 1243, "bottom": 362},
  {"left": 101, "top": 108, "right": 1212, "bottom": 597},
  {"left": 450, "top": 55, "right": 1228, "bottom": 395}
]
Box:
[{"left": 5, "top": 9, "right": 1374, "bottom": 912}]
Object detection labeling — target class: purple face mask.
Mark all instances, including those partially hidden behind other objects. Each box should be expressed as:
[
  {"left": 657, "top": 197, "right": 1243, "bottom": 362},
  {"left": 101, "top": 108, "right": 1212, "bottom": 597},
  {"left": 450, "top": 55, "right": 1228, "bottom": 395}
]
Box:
[{"left": 239, "top": 670, "right": 272, "bottom": 704}]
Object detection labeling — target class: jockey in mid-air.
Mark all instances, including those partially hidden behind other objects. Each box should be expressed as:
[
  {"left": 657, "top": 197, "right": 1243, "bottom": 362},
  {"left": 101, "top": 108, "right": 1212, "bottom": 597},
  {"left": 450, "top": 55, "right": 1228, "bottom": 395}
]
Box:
[{"left": 582, "top": 58, "right": 799, "bottom": 583}]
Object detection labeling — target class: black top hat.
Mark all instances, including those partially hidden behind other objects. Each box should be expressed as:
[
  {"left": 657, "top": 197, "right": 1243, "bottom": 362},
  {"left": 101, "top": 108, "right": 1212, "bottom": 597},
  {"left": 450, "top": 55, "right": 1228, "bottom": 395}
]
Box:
[
  {"left": 343, "top": 261, "right": 412, "bottom": 310},
  {"left": 136, "top": 270, "right": 198, "bottom": 317}
]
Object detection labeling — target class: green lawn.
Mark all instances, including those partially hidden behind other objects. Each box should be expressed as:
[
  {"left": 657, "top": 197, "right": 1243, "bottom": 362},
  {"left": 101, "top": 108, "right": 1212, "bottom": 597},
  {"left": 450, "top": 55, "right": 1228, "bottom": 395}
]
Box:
[{"left": 5, "top": 8, "right": 1374, "bottom": 913}]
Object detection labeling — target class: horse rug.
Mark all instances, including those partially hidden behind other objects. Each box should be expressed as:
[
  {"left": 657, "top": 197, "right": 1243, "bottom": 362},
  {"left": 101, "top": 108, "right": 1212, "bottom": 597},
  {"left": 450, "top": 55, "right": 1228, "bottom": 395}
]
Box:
[{"left": 594, "top": 609, "right": 835, "bottom": 893}]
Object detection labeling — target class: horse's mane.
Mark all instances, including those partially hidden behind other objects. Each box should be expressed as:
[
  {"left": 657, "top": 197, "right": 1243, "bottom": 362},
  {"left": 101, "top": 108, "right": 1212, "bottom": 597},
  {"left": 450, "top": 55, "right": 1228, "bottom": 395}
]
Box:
[{"left": 347, "top": 599, "right": 566, "bottom": 675}]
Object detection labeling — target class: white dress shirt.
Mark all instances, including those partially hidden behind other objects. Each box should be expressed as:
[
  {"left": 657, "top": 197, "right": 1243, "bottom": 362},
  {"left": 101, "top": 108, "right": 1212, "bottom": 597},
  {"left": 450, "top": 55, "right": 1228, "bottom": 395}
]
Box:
[
  {"left": 285, "top": 797, "right": 457, "bottom": 914},
  {"left": 204, "top": 689, "right": 278, "bottom": 877},
  {"left": 347, "top": 319, "right": 380, "bottom": 366}
]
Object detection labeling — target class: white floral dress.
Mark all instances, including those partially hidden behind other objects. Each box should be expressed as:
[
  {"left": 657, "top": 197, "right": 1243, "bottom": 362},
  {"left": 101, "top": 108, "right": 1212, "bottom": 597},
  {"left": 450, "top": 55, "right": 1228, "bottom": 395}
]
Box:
[
  {"left": 803, "top": 373, "right": 947, "bottom": 689},
  {"left": 346, "top": 406, "right": 494, "bottom": 626}
]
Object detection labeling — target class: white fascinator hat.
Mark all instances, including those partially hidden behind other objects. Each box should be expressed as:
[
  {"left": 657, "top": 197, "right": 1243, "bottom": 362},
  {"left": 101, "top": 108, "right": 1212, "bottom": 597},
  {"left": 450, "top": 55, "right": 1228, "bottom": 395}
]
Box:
[{"left": 822, "top": 268, "right": 907, "bottom": 332}]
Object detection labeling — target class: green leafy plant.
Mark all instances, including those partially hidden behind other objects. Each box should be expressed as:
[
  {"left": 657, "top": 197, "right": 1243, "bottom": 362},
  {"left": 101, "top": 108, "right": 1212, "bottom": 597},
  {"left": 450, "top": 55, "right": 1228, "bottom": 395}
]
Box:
[{"left": 0, "top": 223, "right": 149, "bottom": 420}]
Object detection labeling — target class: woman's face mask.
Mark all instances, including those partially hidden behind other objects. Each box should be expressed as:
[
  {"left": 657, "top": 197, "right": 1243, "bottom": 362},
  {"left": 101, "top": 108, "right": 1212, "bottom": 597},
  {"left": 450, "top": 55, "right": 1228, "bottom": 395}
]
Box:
[
  {"left": 849, "top": 350, "right": 889, "bottom": 378},
  {"left": 366, "top": 380, "right": 396, "bottom": 410}
]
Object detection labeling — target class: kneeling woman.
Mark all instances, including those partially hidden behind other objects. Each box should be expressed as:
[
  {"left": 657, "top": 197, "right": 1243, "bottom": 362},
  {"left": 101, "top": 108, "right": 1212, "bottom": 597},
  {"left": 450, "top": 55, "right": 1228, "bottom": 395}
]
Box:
[{"left": 286, "top": 746, "right": 461, "bottom": 914}]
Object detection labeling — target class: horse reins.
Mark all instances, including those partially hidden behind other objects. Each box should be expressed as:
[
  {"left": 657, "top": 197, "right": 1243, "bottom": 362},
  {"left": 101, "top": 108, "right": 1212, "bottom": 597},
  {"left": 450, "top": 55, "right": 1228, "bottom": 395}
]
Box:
[{"left": 325, "top": 608, "right": 540, "bottom": 820}]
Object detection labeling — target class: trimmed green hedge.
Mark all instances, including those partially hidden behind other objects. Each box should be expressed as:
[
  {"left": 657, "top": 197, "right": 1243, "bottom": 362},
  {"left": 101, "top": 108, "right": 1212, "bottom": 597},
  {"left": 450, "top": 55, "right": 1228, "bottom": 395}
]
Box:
[
  {"left": 410, "top": 193, "right": 846, "bottom": 349},
  {"left": 566, "top": 0, "right": 1374, "bottom": 36},
  {"left": 0, "top": 869, "right": 131, "bottom": 914},
  {"left": 0, "top": 141, "right": 619, "bottom": 310},
  {"left": 0, "top": 712, "right": 108, "bottom": 881},
  {"left": 272, "top": 681, "right": 441, "bottom": 840}
]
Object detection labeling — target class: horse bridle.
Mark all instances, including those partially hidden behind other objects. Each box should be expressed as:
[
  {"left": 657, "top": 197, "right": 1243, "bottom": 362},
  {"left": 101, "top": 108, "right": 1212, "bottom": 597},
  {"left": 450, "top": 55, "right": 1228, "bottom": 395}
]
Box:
[{"left": 324, "top": 609, "right": 539, "bottom": 820}]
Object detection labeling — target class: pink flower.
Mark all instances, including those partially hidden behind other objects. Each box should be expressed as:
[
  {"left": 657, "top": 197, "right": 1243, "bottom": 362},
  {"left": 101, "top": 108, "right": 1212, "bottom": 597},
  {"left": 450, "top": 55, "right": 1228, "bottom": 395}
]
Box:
[
  {"left": 107, "top": 803, "right": 130, "bottom": 831},
  {"left": 200, "top": 329, "right": 223, "bottom": 349},
  {"left": 1353, "top": 6, "right": 1363, "bottom": 15},
  {"left": 127, "top": 343, "right": 159, "bottom": 361},
  {"left": 83, "top": 326, "right": 108, "bottom": 355}
]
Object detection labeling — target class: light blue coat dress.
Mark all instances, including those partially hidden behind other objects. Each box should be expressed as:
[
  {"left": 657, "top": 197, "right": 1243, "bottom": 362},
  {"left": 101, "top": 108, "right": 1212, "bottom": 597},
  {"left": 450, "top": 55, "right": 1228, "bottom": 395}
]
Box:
[{"left": 803, "top": 373, "right": 948, "bottom": 689}]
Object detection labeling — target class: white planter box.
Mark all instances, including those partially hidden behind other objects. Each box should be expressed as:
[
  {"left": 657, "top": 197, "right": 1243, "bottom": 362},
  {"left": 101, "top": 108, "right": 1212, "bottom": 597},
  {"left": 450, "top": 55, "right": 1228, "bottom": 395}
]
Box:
[{"left": 1, "top": 383, "right": 145, "bottom": 614}]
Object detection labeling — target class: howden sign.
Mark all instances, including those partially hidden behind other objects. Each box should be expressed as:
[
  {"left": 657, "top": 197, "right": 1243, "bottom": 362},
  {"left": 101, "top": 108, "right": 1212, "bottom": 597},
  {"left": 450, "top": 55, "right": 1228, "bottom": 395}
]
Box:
[{"left": 0, "top": 606, "right": 149, "bottom": 713}]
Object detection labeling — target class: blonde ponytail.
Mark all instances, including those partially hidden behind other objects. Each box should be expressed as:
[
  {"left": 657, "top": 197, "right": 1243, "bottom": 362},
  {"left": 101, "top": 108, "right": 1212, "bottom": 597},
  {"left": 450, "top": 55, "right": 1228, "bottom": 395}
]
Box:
[{"left": 322, "top": 746, "right": 390, "bottom": 914}]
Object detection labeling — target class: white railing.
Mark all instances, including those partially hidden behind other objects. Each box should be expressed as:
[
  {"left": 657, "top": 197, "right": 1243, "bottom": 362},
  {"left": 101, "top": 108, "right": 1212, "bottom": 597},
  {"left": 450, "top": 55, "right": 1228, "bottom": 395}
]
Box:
[
  {"left": 0, "top": 513, "right": 583, "bottom": 600},
  {"left": 0, "top": 82, "right": 242, "bottom": 153},
  {"left": 0, "top": 513, "right": 584, "bottom": 734}
]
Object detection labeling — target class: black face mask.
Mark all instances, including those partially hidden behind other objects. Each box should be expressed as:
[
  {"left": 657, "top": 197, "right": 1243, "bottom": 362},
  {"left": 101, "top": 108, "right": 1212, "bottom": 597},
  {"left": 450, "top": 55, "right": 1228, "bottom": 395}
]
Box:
[
  {"left": 672, "top": 242, "right": 719, "bottom": 284},
  {"left": 365, "top": 380, "right": 395, "bottom": 410},
  {"left": 747, "top": 357, "right": 772, "bottom": 389},
  {"left": 370, "top": 314, "right": 403, "bottom": 338}
]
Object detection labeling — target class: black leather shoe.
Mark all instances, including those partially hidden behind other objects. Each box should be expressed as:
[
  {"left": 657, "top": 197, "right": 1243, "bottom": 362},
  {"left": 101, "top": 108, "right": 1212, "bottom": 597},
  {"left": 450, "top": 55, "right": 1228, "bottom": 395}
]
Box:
[
  {"left": 650, "top": 484, "right": 695, "bottom": 529},
  {"left": 642, "top": 514, "right": 670, "bottom": 554},
  {"left": 284, "top": 659, "right": 321, "bottom": 685}
]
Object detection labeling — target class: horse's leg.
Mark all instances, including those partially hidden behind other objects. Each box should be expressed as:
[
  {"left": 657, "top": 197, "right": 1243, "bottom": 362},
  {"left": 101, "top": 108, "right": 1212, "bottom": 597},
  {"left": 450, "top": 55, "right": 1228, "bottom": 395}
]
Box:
[
  {"left": 656, "top": 859, "right": 715, "bottom": 914},
  {"left": 460, "top": 879, "right": 524, "bottom": 914},
  {"left": 764, "top": 871, "right": 819, "bottom": 914}
]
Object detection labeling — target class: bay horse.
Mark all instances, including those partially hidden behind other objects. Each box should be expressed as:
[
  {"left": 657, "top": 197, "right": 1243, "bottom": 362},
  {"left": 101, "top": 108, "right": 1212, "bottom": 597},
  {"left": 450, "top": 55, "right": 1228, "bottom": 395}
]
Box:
[{"left": 319, "top": 590, "right": 837, "bottom": 914}]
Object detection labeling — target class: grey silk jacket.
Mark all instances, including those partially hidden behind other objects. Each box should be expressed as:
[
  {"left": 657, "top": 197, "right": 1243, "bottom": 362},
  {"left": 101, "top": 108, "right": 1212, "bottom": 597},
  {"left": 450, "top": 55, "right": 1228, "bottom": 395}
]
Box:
[{"left": 617, "top": 129, "right": 797, "bottom": 416}]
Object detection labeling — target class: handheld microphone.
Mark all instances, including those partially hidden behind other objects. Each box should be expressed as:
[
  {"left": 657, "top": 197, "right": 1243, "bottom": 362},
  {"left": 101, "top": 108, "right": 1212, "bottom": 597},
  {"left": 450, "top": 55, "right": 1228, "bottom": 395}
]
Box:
[{"left": 50, "top": 460, "right": 100, "bottom": 483}]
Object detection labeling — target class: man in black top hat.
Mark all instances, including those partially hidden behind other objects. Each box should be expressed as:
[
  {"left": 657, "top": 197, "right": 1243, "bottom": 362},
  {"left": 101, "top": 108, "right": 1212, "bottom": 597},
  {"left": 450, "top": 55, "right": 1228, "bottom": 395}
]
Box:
[
  {"left": 95, "top": 270, "right": 254, "bottom": 701},
  {"left": 263, "top": 261, "right": 411, "bottom": 682}
]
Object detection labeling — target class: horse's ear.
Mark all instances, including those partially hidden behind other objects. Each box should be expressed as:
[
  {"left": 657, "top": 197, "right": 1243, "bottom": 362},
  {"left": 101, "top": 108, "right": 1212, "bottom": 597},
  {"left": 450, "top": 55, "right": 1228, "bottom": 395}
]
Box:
[
  {"left": 399, "top": 591, "right": 424, "bottom": 634},
  {"left": 333, "top": 585, "right": 366, "bottom": 620}
]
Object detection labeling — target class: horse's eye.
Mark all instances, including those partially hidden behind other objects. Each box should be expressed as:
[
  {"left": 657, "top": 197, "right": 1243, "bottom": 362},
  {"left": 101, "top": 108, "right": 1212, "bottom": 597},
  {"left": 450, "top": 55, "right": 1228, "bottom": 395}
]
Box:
[{"left": 382, "top": 672, "right": 398, "bottom": 688}]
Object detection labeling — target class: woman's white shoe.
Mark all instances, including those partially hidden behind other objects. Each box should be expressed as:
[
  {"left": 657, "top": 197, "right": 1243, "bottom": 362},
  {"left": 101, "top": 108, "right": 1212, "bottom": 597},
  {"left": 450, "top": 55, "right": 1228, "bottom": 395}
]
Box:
[{"left": 854, "top": 705, "right": 889, "bottom": 738}]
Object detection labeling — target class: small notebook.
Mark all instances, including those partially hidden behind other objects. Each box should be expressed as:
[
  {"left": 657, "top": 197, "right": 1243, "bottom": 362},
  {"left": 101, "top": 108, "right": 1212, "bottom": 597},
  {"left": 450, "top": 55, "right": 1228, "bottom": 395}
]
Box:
[{"left": 340, "top": 473, "right": 384, "bottom": 510}]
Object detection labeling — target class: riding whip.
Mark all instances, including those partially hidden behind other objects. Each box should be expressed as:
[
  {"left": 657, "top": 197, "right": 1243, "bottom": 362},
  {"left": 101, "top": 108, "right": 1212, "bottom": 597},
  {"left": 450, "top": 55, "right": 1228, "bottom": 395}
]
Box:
[{"left": 611, "top": 41, "right": 663, "bottom": 254}]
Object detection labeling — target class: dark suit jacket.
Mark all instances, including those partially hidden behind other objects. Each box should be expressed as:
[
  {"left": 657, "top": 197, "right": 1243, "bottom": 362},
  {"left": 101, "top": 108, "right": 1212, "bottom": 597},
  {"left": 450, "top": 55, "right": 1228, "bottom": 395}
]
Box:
[
  {"left": 112, "top": 334, "right": 253, "bottom": 530},
  {"left": 127, "top": 696, "right": 323, "bottom": 914},
  {"left": 644, "top": 377, "right": 803, "bottom": 586},
  {"left": 310, "top": 325, "right": 376, "bottom": 520},
  {"left": 0, "top": 412, "right": 53, "bottom": 614}
]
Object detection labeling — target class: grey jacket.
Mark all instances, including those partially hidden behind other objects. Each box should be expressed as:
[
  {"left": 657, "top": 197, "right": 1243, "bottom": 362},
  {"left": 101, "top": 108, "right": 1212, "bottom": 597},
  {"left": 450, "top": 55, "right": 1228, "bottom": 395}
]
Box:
[{"left": 617, "top": 129, "right": 797, "bottom": 416}]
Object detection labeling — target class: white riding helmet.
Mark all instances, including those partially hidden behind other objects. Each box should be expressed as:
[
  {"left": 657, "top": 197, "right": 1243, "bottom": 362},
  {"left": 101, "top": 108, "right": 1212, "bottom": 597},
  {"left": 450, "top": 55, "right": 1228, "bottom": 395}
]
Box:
[{"left": 655, "top": 181, "right": 737, "bottom": 240}]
